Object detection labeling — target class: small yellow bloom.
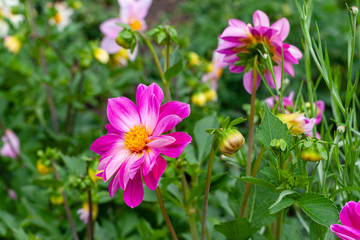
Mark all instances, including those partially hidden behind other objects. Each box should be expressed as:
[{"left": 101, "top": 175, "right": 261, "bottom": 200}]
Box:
[
  {"left": 89, "top": 168, "right": 102, "bottom": 183},
  {"left": 93, "top": 48, "right": 109, "bottom": 64},
  {"left": 4, "top": 36, "right": 22, "bottom": 54},
  {"left": 50, "top": 194, "right": 64, "bottom": 205},
  {"left": 204, "top": 89, "right": 217, "bottom": 102},
  {"left": 82, "top": 202, "right": 98, "bottom": 220},
  {"left": 205, "top": 63, "right": 214, "bottom": 73},
  {"left": 277, "top": 112, "right": 306, "bottom": 135},
  {"left": 71, "top": 1, "right": 82, "bottom": 9},
  {"left": 37, "top": 159, "right": 53, "bottom": 175},
  {"left": 191, "top": 93, "right": 207, "bottom": 106},
  {"left": 188, "top": 52, "right": 200, "bottom": 67},
  {"left": 111, "top": 48, "right": 129, "bottom": 66}
]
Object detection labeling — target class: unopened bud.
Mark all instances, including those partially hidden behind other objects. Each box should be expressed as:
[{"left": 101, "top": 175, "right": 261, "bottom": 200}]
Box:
[
  {"left": 204, "top": 89, "right": 217, "bottom": 102},
  {"left": 350, "top": 6, "right": 358, "bottom": 15},
  {"left": 4, "top": 36, "right": 22, "bottom": 54},
  {"left": 37, "top": 159, "right": 54, "bottom": 175},
  {"left": 218, "top": 129, "right": 245, "bottom": 156},
  {"left": 116, "top": 30, "right": 133, "bottom": 49},
  {"left": 337, "top": 125, "right": 345, "bottom": 134},
  {"left": 191, "top": 92, "right": 207, "bottom": 106},
  {"left": 187, "top": 52, "right": 200, "bottom": 67},
  {"left": 93, "top": 48, "right": 109, "bottom": 64},
  {"left": 300, "top": 145, "right": 322, "bottom": 162}
]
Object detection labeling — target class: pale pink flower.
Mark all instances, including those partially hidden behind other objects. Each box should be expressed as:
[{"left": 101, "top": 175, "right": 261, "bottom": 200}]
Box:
[
  {"left": 265, "top": 91, "right": 294, "bottom": 111},
  {"left": 1, "top": 129, "right": 20, "bottom": 159},
  {"left": 7, "top": 189, "right": 18, "bottom": 200},
  {"left": 331, "top": 201, "right": 360, "bottom": 240},
  {"left": 100, "top": 0, "right": 152, "bottom": 55},
  {"left": 90, "top": 83, "right": 192, "bottom": 208}
]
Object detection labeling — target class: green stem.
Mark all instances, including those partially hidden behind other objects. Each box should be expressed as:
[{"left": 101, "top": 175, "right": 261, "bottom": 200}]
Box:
[
  {"left": 275, "top": 210, "right": 284, "bottom": 240},
  {"left": 239, "top": 147, "right": 265, "bottom": 217},
  {"left": 200, "top": 136, "right": 217, "bottom": 240},
  {"left": 87, "top": 189, "right": 94, "bottom": 240},
  {"left": 156, "top": 187, "right": 178, "bottom": 240}
]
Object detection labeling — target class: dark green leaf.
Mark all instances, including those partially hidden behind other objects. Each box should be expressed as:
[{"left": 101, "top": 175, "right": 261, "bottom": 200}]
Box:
[
  {"left": 164, "top": 59, "right": 183, "bottom": 81},
  {"left": 214, "top": 218, "right": 258, "bottom": 240}
]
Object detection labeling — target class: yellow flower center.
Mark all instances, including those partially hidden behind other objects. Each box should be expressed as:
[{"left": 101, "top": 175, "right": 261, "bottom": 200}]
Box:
[
  {"left": 124, "top": 125, "right": 148, "bottom": 152},
  {"left": 129, "top": 18, "right": 142, "bottom": 31},
  {"left": 54, "top": 13, "right": 62, "bottom": 24},
  {"left": 217, "top": 68, "right": 223, "bottom": 77}
]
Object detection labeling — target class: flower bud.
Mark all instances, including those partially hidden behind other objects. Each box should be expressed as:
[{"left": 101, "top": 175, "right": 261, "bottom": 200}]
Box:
[
  {"left": 350, "top": 6, "right": 358, "bottom": 15},
  {"left": 116, "top": 30, "right": 133, "bottom": 49},
  {"left": 218, "top": 129, "right": 245, "bottom": 156},
  {"left": 204, "top": 89, "right": 217, "bottom": 102},
  {"left": 337, "top": 125, "right": 345, "bottom": 134},
  {"left": 300, "top": 145, "right": 322, "bottom": 162},
  {"left": 191, "top": 92, "right": 207, "bottom": 106},
  {"left": 187, "top": 52, "right": 200, "bottom": 67},
  {"left": 37, "top": 159, "right": 54, "bottom": 175},
  {"left": 4, "top": 36, "right": 22, "bottom": 54},
  {"left": 93, "top": 48, "right": 109, "bottom": 64}
]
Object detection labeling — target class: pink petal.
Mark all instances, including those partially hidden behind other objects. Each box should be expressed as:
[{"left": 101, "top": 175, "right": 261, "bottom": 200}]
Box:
[
  {"left": 123, "top": 170, "right": 144, "bottom": 208},
  {"left": 283, "top": 61, "right": 295, "bottom": 77},
  {"left": 128, "top": 44, "right": 138, "bottom": 61},
  {"left": 228, "top": 19, "right": 248, "bottom": 29},
  {"left": 253, "top": 10, "right": 270, "bottom": 27},
  {"left": 121, "top": 152, "right": 144, "bottom": 189},
  {"left": 105, "top": 124, "right": 120, "bottom": 134},
  {"left": 157, "top": 132, "right": 192, "bottom": 158},
  {"left": 136, "top": 83, "right": 164, "bottom": 106},
  {"left": 108, "top": 169, "right": 122, "bottom": 198},
  {"left": 331, "top": 224, "right": 360, "bottom": 240},
  {"left": 229, "top": 64, "right": 245, "bottom": 73},
  {"left": 1, "top": 130, "right": 20, "bottom": 159},
  {"left": 147, "top": 135, "right": 175, "bottom": 148},
  {"left": 216, "top": 41, "right": 239, "bottom": 54},
  {"left": 90, "top": 134, "right": 124, "bottom": 155},
  {"left": 138, "top": 94, "right": 159, "bottom": 135},
  {"left": 143, "top": 155, "right": 167, "bottom": 191},
  {"left": 271, "top": 18, "right": 290, "bottom": 41},
  {"left": 288, "top": 44, "right": 303, "bottom": 60},
  {"left": 264, "top": 66, "right": 281, "bottom": 89},
  {"left": 340, "top": 201, "right": 360, "bottom": 229},
  {"left": 220, "top": 26, "right": 248, "bottom": 42},
  {"left": 142, "top": 148, "right": 160, "bottom": 176},
  {"left": 107, "top": 97, "right": 140, "bottom": 133},
  {"left": 304, "top": 118, "right": 316, "bottom": 135},
  {"left": 100, "top": 18, "right": 123, "bottom": 38},
  {"left": 100, "top": 37, "right": 121, "bottom": 55},
  {"left": 152, "top": 114, "right": 182, "bottom": 136},
  {"left": 315, "top": 100, "right": 325, "bottom": 124},
  {"left": 159, "top": 101, "right": 190, "bottom": 121},
  {"left": 243, "top": 70, "right": 261, "bottom": 94},
  {"left": 102, "top": 147, "right": 132, "bottom": 181}
]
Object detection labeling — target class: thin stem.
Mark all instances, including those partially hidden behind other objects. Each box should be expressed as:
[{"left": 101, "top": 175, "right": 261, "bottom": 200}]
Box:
[
  {"left": 275, "top": 210, "right": 284, "bottom": 240},
  {"left": 200, "top": 136, "right": 217, "bottom": 240},
  {"left": 196, "top": 208, "right": 211, "bottom": 240},
  {"left": 239, "top": 147, "right": 265, "bottom": 217},
  {"left": 50, "top": 159, "right": 78, "bottom": 240},
  {"left": 156, "top": 187, "right": 178, "bottom": 240},
  {"left": 87, "top": 190, "right": 94, "bottom": 240}
]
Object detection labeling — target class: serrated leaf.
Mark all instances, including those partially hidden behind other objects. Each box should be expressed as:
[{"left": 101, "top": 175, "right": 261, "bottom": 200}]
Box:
[
  {"left": 269, "top": 190, "right": 299, "bottom": 210},
  {"left": 214, "top": 218, "right": 258, "bottom": 240},
  {"left": 269, "top": 197, "right": 296, "bottom": 214},
  {"left": 60, "top": 153, "right": 86, "bottom": 176},
  {"left": 164, "top": 59, "right": 183, "bottom": 81},
  {"left": 194, "top": 114, "right": 219, "bottom": 161},
  {"left": 296, "top": 193, "right": 339, "bottom": 227},
  {"left": 234, "top": 176, "right": 277, "bottom": 191}
]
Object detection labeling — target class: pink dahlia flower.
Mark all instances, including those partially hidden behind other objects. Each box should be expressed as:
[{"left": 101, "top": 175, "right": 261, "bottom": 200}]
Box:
[
  {"left": 217, "top": 10, "right": 302, "bottom": 93},
  {"left": 1, "top": 129, "right": 20, "bottom": 159},
  {"left": 265, "top": 91, "right": 294, "bottom": 111},
  {"left": 100, "top": 0, "right": 152, "bottom": 55},
  {"left": 202, "top": 39, "right": 228, "bottom": 90},
  {"left": 331, "top": 201, "right": 360, "bottom": 240},
  {"left": 90, "top": 83, "right": 192, "bottom": 208}
]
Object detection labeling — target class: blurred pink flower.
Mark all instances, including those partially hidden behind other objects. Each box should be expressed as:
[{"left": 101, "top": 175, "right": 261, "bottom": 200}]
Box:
[
  {"left": 7, "top": 188, "right": 18, "bottom": 200},
  {"left": 1, "top": 129, "right": 20, "bottom": 159},
  {"left": 331, "top": 201, "right": 360, "bottom": 240},
  {"left": 217, "top": 10, "right": 302, "bottom": 94},
  {"left": 265, "top": 91, "right": 294, "bottom": 111},
  {"left": 90, "top": 83, "right": 192, "bottom": 208},
  {"left": 100, "top": 0, "right": 152, "bottom": 55},
  {"left": 202, "top": 39, "right": 228, "bottom": 90}
]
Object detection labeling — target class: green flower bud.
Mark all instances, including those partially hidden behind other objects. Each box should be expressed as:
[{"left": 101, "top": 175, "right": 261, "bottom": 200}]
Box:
[
  {"left": 116, "top": 30, "right": 134, "bottom": 49},
  {"left": 300, "top": 145, "right": 322, "bottom": 162},
  {"left": 218, "top": 129, "right": 245, "bottom": 156},
  {"left": 350, "top": 6, "right": 358, "bottom": 15}
]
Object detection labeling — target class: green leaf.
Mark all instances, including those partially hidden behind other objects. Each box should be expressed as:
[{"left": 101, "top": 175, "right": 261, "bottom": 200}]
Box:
[
  {"left": 269, "top": 198, "right": 296, "bottom": 214},
  {"left": 190, "top": 173, "right": 229, "bottom": 201},
  {"left": 228, "top": 117, "right": 246, "bottom": 128},
  {"left": 221, "top": 116, "right": 230, "bottom": 129},
  {"left": 60, "top": 153, "right": 86, "bottom": 176},
  {"left": 214, "top": 218, "right": 258, "bottom": 240},
  {"left": 269, "top": 190, "right": 299, "bottom": 211},
  {"left": 316, "top": 143, "right": 328, "bottom": 160},
  {"left": 13, "top": 228, "right": 28, "bottom": 240},
  {"left": 33, "top": 178, "right": 63, "bottom": 187},
  {"left": 164, "top": 59, "right": 183, "bottom": 81},
  {"left": 296, "top": 193, "right": 339, "bottom": 227},
  {"left": 234, "top": 176, "right": 277, "bottom": 191},
  {"left": 194, "top": 114, "right": 219, "bottom": 161},
  {"left": 256, "top": 106, "right": 291, "bottom": 153}
]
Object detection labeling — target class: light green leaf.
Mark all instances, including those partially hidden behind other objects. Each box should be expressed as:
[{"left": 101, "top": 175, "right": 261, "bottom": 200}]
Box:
[
  {"left": 234, "top": 176, "right": 277, "bottom": 191},
  {"left": 214, "top": 218, "right": 258, "bottom": 240},
  {"left": 269, "top": 190, "right": 299, "bottom": 210},
  {"left": 194, "top": 114, "right": 219, "bottom": 161},
  {"left": 60, "top": 153, "right": 86, "bottom": 176},
  {"left": 164, "top": 59, "right": 183, "bottom": 81}
]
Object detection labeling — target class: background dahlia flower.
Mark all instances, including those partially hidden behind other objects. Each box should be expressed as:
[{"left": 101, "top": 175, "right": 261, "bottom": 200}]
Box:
[
  {"left": 277, "top": 112, "right": 315, "bottom": 136},
  {"left": 100, "top": 0, "right": 152, "bottom": 56},
  {"left": 217, "top": 10, "right": 302, "bottom": 93},
  {"left": 91, "top": 83, "right": 192, "bottom": 208},
  {"left": 0, "top": 0, "right": 24, "bottom": 37},
  {"left": 331, "top": 201, "right": 360, "bottom": 240},
  {"left": 1, "top": 129, "right": 20, "bottom": 159},
  {"left": 48, "top": 2, "right": 73, "bottom": 31}
]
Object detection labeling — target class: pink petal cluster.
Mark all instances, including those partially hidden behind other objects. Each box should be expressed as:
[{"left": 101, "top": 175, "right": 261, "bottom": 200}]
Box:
[
  {"left": 265, "top": 91, "right": 295, "bottom": 111},
  {"left": 100, "top": 0, "right": 152, "bottom": 56},
  {"left": 1, "top": 129, "right": 20, "bottom": 159},
  {"left": 202, "top": 39, "right": 228, "bottom": 90},
  {"left": 90, "top": 83, "right": 192, "bottom": 208},
  {"left": 331, "top": 201, "right": 360, "bottom": 240},
  {"left": 217, "top": 10, "right": 302, "bottom": 93}
]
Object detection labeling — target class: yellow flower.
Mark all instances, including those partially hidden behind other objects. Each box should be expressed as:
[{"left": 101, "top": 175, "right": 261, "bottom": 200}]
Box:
[
  {"left": 277, "top": 112, "right": 306, "bottom": 135},
  {"left": 111, "top": 48, "right": 129, "bottom": 66},
  {"left": 4, "top": 36, "right": 21, "bottom": 54},
  {"left": 204, "top": 89, "right": 217, "bottom": 102},
  {"left": 37, "top": 159, "right": 53, "bottom": 175},
  {"left": 93, "top": 48, "right": 109, "bottom": 64},
  {"left": 188, "top": 52, "right": 200, "bottom": 67},
  {"left": 191, "top": 92, "right": 207, "bottom": 106},
  {"left": 50, "top": 193, "right": 64, "bottom": 205},
  {"left": 89, "top": 169, "right": 102, "bottom": 183}
]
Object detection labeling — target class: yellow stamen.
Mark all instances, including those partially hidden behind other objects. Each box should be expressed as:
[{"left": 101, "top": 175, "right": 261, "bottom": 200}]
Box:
[
  {"left": 124, "top": 125, "right": 148, "bottom": 152},
  {"left": 129, "top": 18, "right": 142, "bottom": 31},
  {"left": 54, "top": 13, "right": 62, "bottom": 24}
]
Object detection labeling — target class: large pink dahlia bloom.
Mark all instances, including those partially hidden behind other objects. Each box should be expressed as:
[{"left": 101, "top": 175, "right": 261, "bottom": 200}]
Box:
[
  {"left": 217, "top": 10, "right": 303, "bottom": 93},
  {"left": 90, "top": 83, "right": 192, "bottom": 208},
  {"left": 331, "top": 201, "right": 360, "bottom": 240},
  {"left": 100, "top": 0, "right": 152, "bottom": 55}
]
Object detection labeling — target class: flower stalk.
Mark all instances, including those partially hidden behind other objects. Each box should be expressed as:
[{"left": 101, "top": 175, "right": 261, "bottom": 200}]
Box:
[{"left": 156, "top": 187, "right": 178, "bottom": 240}]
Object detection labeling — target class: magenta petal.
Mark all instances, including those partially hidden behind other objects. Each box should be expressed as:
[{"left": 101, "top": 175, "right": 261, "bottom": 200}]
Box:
[
  {"left": 220, "top": 26, "right": 248, "bottom": 42},
  {"left": 331, "top": 224, "right": 360, "bottom": 240},
  {"left": 123, "top": 171, "right": 144, "bottom": 208},
  {"left": 288, "top": 44, "right": 303, "bottom": 60},
  {"left": 143, "top": 155, "right": 167, "bottom": 191},
  {"left": 120, "top": 152, "right": 144, "bottom": 190},
  {"left": 100, "top": 37, "right": 121, "bottom": 54},
  {"left": 229, "top": 64, "right": 245, "bottom": 73},
  {"left": 158, "top": 132, "right": 192, "bottom": 158},
  {"left": 103, "top": 148, "right": 132, "bottom": 181},
  {"left": 139, "top": 94, "right": 159, "bottom": 135},
  {"left": 228, "top": 19, "right": 247, "bottom": 29},
  {"left": 100, "top": 18, "right": 123, "bottom": 38},
  {"left": 136, "top": 84, "right": 147, "bottom": 106},
  {"left": 216, "top": 41, "right": 239, "bottom": 54},
  {"left": 340, "top": 201, "right": 360, "bottom": 229},
  {"left": 152, "top": 114, "right": 182, "bottom": 136},
  {"left": 243, "top": 70, "right": 261, "bottom": 94},
  {"left": 316, "top": 100, "right": 325, "bottom": 124},
  {"left": 105, "top": 124, "right": 120, "bottom": 134},
  {"left": 159, "top": 101, "right": 190, "bottom": 121},
  {"left": 271, "top": 18, "right": 290, "bottom": 41},
  {"left": 136, "top": 83, "right": 164, "bottom": 106},
  {"left": 108, "top": 170, "right": 121, "bottom": 198},
  {"left": 264, "top": 66, "right": 281, "bottom": 89},
  {"left": 90, "top": 134, "right": 124, "bottom": 155},
  {"left": 107, "top": 97, "right": 140, "bottom": 133},
  {"left": 142, "top": 148, "right": 160, "bottom": 176},
  {"left": 147, "top": 136, "right": 175, "bottom": 148},
  {"left": 253, "top": 10, "right": 270, "bottom": 27},
  {"left": 283, "top": 61, "right": 295, "bottom": 77}
]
